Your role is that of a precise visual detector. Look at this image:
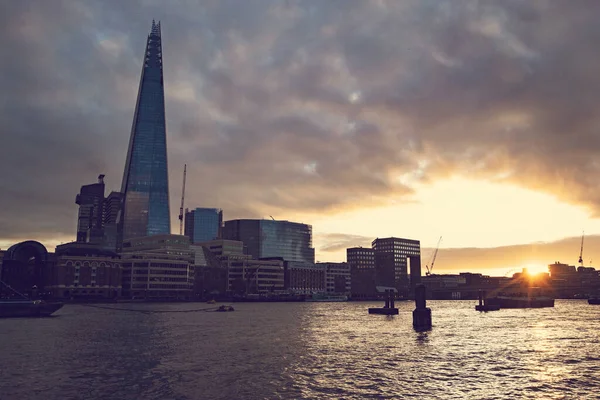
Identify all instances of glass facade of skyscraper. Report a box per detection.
[222,219,315,264]
[184,208,223,243]
[120,21,170,241]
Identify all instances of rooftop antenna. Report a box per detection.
[178,164,187,235]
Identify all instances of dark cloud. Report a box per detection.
[1,0,600,247]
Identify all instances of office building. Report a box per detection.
[120,234,194,300]
[74,176,124,251]
[318,262,351,294]
[120,20,171,241]
[75,175,106,243]
[221,255,285,294]
[103,191,123,225]
[549,262,576,278]
[372,237,421,289]
[347,247,376,299]
[223,219,315,264]
[192,239,244,258]
[282,261,326,295]
[184,208,223,243]
[191,245,227,300]
[102,191,123,250]
[346,247,375,269]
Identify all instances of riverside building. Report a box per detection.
[120,234,194,300]
[222,219,315,264]
[49,242,122,300]
[318,262,351,295]
[347,247,376,299]
[221,255,285,294]
[372,237,421,291]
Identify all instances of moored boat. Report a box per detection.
[485,296,554,308]
[0,299,64,318]
[305,293,348,302]
[485,287,554,309]
[589,297,600,305]
[0,279,63,318]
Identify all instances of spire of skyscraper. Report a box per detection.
[120,20,171,242]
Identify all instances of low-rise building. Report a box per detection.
[192,245,228,300]
[282,261,326,295]
[220,255,285,294]
[49,242,122,299]
[422,274,466,289]
[120,234,194,300]
[318,262,351,295]
[193,239,244,258]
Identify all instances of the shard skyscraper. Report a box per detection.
[120,20,171,241]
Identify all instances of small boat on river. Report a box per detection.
[485,287,554,309]
[306,293,348,302]
[0,280,64,318]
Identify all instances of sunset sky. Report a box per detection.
[2,0,600,276]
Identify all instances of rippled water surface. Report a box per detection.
[1,300,599,399]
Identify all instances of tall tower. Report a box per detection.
[75,174,106,243]
[120,20,171,241]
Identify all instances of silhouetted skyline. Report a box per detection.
[2,1,600,275]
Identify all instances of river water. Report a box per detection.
[0,300,599,399]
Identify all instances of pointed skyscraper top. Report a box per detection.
[151,20,161,37]
[120,20,170,242]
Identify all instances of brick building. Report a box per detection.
[49,242,122,299]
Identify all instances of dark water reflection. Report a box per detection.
[1,300,599,399]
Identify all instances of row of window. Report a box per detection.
[65,261,119,268]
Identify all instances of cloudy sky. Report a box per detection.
[2,0,600,275]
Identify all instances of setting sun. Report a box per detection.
[521,263,549,276]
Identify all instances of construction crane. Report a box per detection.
[425,236,442,276]
[178,164,187,235]
[578,231,584,267]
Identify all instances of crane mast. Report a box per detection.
[178,164,187,235]
[426,236,442,276]
[578,231,584,267]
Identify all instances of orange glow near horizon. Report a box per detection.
[521,263,550,277]
[3,177,600,279]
